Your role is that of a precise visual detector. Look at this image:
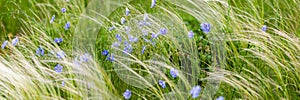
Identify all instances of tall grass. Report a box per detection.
[0,0,299,99]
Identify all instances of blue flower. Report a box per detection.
[64,22,71,30]
[170,68,178,78]
[188,31,194,38]
[1,40,8,49]
[262,25,267,31]
[56,51,66,59]
[107,54,114,62]
[123,41,133,54]
[200,23,211,33]
[141,46,146,54]
[143,14,149,21]
[36,46,45,56]
[12,37,19,46]
[151,33,159,39]
[62,81,65,87]
[121,17,126,25]
[102,50,109,56]
[112,42,120,47]
[54,64,63,73]
[62,7,66,13]
[189,85,201,98]
[125,8,130,16]
[108,26,115,31]
[159,28,167,35]
[142,29,149,36]
[158,80,166,88]
[129,36,138,43]
[216,96,225,100]
[80,53,90,62]
[123,89,132,99]
[50,15,55,23]
[125,26,130,34]
[151,0,156,8]
[116,34,122,42]
[54,38,63,43]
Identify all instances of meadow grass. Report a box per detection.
[0,0,299,99]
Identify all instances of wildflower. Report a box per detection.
[62,81,65,87]
[102,50,109,56]
[189,85,201,98]
[62,7,66,13]
[107,54,114,62]
[50,15,55,23]
[125,26,130,34]
[143,14,149,21]
[121,17,126,25]
[151,0,156,8]
[112,42,120,47]
[56,51,66,59]
[158,80,166,88]
[129,36,138,43]
[54,64,63,73]
[12,37,19,46]
[36,46,45,56]
[108,26,115,31]
[124,42,133,54]
[80,53,90,62]
[64,22,71,30]
[151,33,159,39]
[125,8,130,16]
[188,31,194,38]
[54,38,63,43]
[200,23,211,33]
[216,96,225,100]
[170,68,178,78]
[116,34,122,42]
[123,89,132,99]
[262,25,267,31]
[66,0,69,2]
[1,40,8,49]
[142,29,149,36]
[141,46,146,54]
[159,28,167,35]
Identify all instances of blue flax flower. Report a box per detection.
[123,41,133,54]
[107,54,114,62]
[216,96,225,100]
[102,50,109,56]
[108,26,115,31]
[1,40,8,49]
[129,36,138,43]
[54,38,63,43]
[262,25,267,31]
[50,15,55,23]
[144,14,149,21]
[200,23,211,33]
[116,34,122,42]
[112,42,120,47]
[36,46,45,56]
[54,64,63,73]
[188,31,194,38]
[141,46,146,54]
[56,51,66,59]
[159,28,167,35]
[64,22,71,30]
[190,85,201,98]
[12,37,19,46]
[158,80,166,88]
[123,89,132,99]
[125,8,130,16]
[170,68,178,78]
[151,0,156,8]
[62,7,66,13]
[121,17,126,25]
[80,53,90,62]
